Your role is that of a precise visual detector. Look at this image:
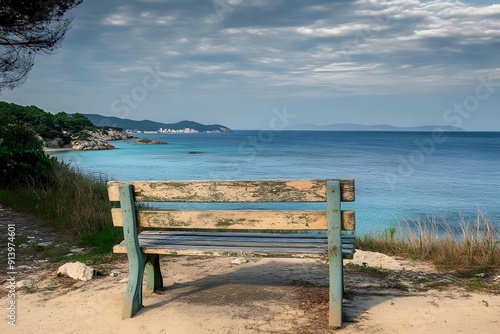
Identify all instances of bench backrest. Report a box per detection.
[108,179,355,232]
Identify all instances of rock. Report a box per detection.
[17,265,33,270]
[71,139,115,150]
[131,138,167,144]
[16,280,33,288]
[38,241,53,247]
[231,258,249,265]
[69,128,135,150]
[474,273,486,278]
[109,271,120,277]
[344,249,403,270]
[44,137,65,148]
[57,262,95,281]
[119,277,128,283]
[69,248,86,254]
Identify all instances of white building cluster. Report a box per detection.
[158,127,198,133]
[128,128,200,134]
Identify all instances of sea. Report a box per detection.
[50,131,499,235]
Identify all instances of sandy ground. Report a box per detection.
[1,253,499,334]
[43,147,74,153]
[1,205,499,333]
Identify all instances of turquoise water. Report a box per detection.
[51,131,499,234]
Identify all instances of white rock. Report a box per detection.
[17,265,33,270]
[119,277,128,283]
[38,241,53,247]
[231,258,249,265]
[344,249,403,271]
[16,280,33,288]
[57,262,95,281]
[69,248,86,253]
[109,271,120,277]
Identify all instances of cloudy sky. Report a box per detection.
[1,0,500,130]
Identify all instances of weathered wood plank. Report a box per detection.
[139,230,355,241]
[140,230,332,239]
[107,179,355,202]
[138,235,329,245]
[113,232,355,257]
[111,209,356,230]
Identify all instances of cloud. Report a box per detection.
[2,0,499,130]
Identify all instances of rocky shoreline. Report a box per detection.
[44,129,135,151]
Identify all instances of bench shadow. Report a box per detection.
[134,258,417,329]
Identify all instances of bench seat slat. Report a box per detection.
[140,230,338,239]
[113,232,355,258]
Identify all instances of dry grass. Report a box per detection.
[356,212,499,270]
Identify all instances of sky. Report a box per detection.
[1,0,500,130]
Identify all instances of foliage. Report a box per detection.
[0,122,54,187]
[0,100,122,254]
[0,0,83,90]
[0,101,101,142]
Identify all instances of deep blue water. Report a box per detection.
[51,131,499,234]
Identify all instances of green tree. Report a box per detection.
[0,122,54,187]
[0,0,83,90]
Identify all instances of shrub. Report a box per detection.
[0,122,54,187]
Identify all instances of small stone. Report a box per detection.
[38,241,53,247]
[57,262,95,281]
[474,273,486,278]
[18,265,33,270]
[231,258,249,265]
[16,280,33,288]
[109,271,120,277]
[119,277,128,283]
[69,248,86,254]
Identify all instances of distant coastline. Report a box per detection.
[83,114,232,133]
[288,123,465,132]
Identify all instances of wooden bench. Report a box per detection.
[108,179,356,327]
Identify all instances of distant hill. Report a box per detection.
[289,123,465,131]
[83,114,232,133]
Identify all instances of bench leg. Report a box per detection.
[123,252,147,319]
[119,184,149,319]
[145,254,163,294]
[327,180,343,328]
